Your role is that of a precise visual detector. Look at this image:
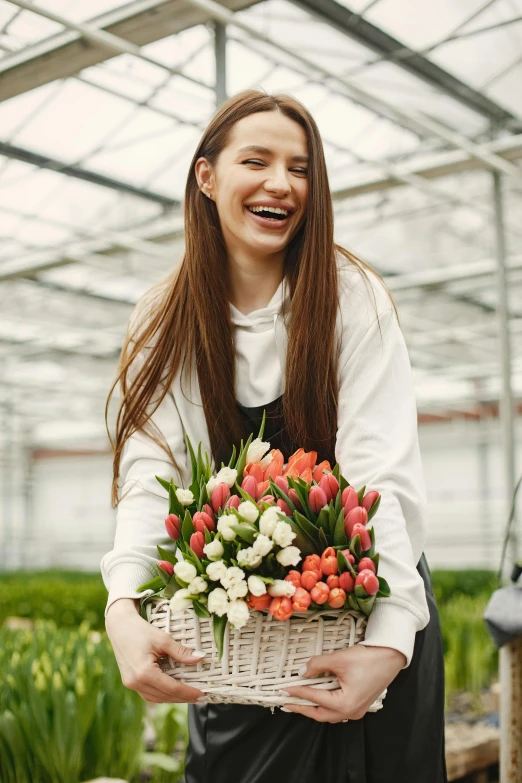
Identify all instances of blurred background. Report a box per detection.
[0,0,521,781]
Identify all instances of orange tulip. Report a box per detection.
[320,547,338,576]
[328,587,347,609]
[319,473,339,503]
[264,449,284,480]
[326,574,340,589]
[342,486,359,515]
[310,581,330,605]
[303,554,321,572]
[344,506,368,538]
[339,572,355,592]
[257,480,270,497]
[292,587,312,612]
[246,462,264,483]
[288,448,305,467]
[301,570,319,591]
[300,467,313,484]
[312,460,332,483]
[285,570,302,588]
[269,596,293,621]
[248,593,271,611]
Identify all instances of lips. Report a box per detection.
[245,207,292,229]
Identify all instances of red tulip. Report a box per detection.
[328,587,347,609]
[358,557,376,574]
[292,587,312,612]
[320,546,338,576]
[158,560,174,576]
[164,514,180,540]
[356,569,379,596]
[241,475,258,500]
[344,506,368,538]
[211,483,230,513]
[341,549,355,565]
[288,488,303,510]
[342,486,359,515]
[310,581,330,605]
[285,570,302,588]
[309,485,328,514]
[276,498,291,515]
[339,572,355,592]
[248,593,271,611]
[326,574,340,589]
[269,596,293,621]
[203,503,215,521]
[362,490,380,512]
[193,511,214,532]
[312,460,332,483]
[319,473,339,503]
[274,476,289,495]
[301,570,319,591]
[303,554,321,572]
[225,494,241,510]
[351,523,371,551]
[259,494,275,505]
[190,531,205,559]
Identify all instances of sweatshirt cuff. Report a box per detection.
[104,561,157,617]
[357,600,420,668]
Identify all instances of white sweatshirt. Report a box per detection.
[100,260,430,666]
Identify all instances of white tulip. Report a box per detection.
[272,521,296,548]
[227,600,250,629]
[206,560,228,581]
[275,546,302,567]
[259,507,280,537]
[203,538,224,561]
[220,566,246,590]
[215,466,238,488]
[247,575,267,597]
[174,560,197,583]
[236,547,263,569]
[188,576,208,594]
[268,580,296,598]
[259,453,273,469]
[217,516,237,541]
[237,500,259,523]
[246,438,270,465]
[169,589,192,612]
[175,488,194,506]
[206,476,219,496]
[252,534,273,557]
[208,587,229,616]
[227,580,248,600]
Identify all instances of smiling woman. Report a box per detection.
[102,90,447,783]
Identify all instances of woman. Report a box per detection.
[102,90,447,782]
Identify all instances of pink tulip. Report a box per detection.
[320,546,338,577]
[276,498,291,515]
[309,485,328,514]
[292,587,312,612]
[257,480,270,497]
[310,581,330,605]
[351,523,371,552]
[327,587,347,609]
[356,569,379,596]
[339,572,355,593]
[190,531,205,559]
[301,570,319,591]
[362,490,380,512]
[288,488,303,510]
[274,475,289,495]
[193,511,214,532]
[344,506,368,539]
[225,494,241,510]
[164,514,180,540]
[203,503,215,521]
[342,486,359,515]
[211,483,230,513]
[241,474,258,500]
[285,570,302,588]
[319,473,339,503]
[341,549,355,565]
[357,557,376,575]
[269,596,293,621]
[259,494,275,505]
[157,560,174,577]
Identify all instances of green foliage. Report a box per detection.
[0,570,107,630]
[431,569,498,607]
[0,621,145,783]
[144,704,189,783]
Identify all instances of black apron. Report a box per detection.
[185,398,447,783]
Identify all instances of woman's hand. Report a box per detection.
[105,598,206,704]
[281,645,406,723]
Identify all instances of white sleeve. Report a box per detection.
[335,270,430,666]
[100,386,188,616]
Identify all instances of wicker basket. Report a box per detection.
[146,597,386,710]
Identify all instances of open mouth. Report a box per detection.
[246,205,292,221]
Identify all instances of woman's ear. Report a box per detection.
[195,157,215,200]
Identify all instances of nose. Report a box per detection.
[263,164,291,197]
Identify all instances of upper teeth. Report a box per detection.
[249,206,289,216]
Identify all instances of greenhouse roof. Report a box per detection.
[0,0,521,446]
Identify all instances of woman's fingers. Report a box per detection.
[282,684,346,710]
[142,663,205,703]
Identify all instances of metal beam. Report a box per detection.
[293,0,517,127]
[0,141,179,206]
[0,0,260,103]
[214,21,228,106]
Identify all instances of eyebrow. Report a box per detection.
[236,145,309,163]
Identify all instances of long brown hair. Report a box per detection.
[107,90,372,507]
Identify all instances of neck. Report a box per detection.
[228,249,285,315]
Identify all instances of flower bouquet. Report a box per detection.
[138,414,390,709]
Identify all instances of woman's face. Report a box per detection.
[197,111,309,263]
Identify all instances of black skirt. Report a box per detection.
[184,400,447,783]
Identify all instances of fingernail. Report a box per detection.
[197,696,208,703]
[280,690,290,697]
[280,707,291,713]
[298,664,307,676]
[192,650,206,658]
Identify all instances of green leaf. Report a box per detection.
[137,575,164,592]
[156,475,171,493]
[196,442,204,486]
[316,507,330,534]
[169,482,183,516]
[368,525,376,557]
[356,594,376,616]
[230,524,256,544]
[158,566,173,586]
[204,526,212,545]
[377,576,391,597]
[293,510,320,545]
[213,613,228,662]
[228,444,237,468]
[367,494,381,522]
[185,434,198,483]
[162,577,182,599]
[355,584,368,599]
[371,552,380,571]
[357,485,366,505]
[334,488,342,516]
[333,510,348,547]
[347,594,360,612]
[193,599,211,619]
[156,545,177,565]
[318,527,329,552]
[235,433,254,485]
[328,502,337,535]
[258,409,267,440]
[268,477,297,512]
[191,550,205,575]
[287,476,314,521]
[286,517,317,556]
[332,463,340,481]
[181,509,194,542]
[339,475,349,492]
[141,751,182,773]
[350,533,362,559]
